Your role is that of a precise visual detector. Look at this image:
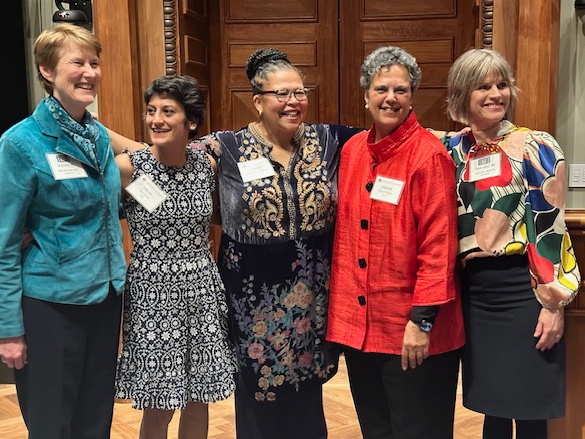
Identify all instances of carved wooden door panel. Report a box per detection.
[206,0,477,131]
[208,0,339,131]
[339,0,478,131]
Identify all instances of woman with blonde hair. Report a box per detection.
[440,48,580,439]
[0,24,126,439]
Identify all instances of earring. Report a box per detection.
[258,110,262,118]
[190,124,197,130]
[365,104,369,109]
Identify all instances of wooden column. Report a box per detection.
[515,0,560,133]
[493,0,560,134]
[549,210,585,438]
[93,0,142,262]
[92,0,142,140]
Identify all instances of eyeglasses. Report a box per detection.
[256,88,310,102]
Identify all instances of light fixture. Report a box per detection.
[52,1,93,30]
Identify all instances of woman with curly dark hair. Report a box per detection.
[113,75,237,439]
[109,50,359,438]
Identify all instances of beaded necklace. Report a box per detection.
[474,132,509,154]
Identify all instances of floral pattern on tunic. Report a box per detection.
[226,239,334,401]
[190,123,360,400]
[192,123,339,244]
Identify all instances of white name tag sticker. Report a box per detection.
[237,158,276,183]
[46,153,88,180]
[370,176,405,205]
[469,153,501,182]
[125,174,169,213]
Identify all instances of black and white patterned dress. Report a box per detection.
[115,147,237,410]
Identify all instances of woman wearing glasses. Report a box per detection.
[190,48,358,439]
[108,48,358,438]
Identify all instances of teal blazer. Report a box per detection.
[0,99,126,338]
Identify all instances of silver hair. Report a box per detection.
[360,46,422,92]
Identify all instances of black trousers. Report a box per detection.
[344,347,460,439]
[14,287,122,439]
[234,380,327,439]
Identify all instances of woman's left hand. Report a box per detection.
[534,307,564,351]
[401,321,430,371]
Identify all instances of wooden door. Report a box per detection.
[204,0,477,132]
[339,0,478,131]
[207,0,340,131]
[175,0,214,135]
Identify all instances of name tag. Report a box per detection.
[46,153,88,180]
[125,174,168,213]
[370,176,405,205]
[237,158,276,183]
[469,154,501,182]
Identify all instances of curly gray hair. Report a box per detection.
[360,46,422,92]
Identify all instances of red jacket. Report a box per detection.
[327,112,464,355]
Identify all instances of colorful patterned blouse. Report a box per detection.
[444,120,580,308]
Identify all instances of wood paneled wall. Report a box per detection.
[339,0,476,131]
[550,211,585,438]
[93,1,584,435]
[93,0,142,262]
[93,0,141,140]
[208,0,339,131]
[176,0,213,135]
[494,0,561,134]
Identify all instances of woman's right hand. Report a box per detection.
[22,229,34,250]
[0,336,27,369]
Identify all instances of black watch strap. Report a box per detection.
[412,319,433,332]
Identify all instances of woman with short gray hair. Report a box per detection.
[327,45,464,439]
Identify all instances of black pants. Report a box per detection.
[14,287,122,439]
[483,416,547,439]
[234,381,327,439]
[344,347,460,439]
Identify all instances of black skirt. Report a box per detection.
[461,255,565,420]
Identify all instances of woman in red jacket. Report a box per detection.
[326,46,464,439]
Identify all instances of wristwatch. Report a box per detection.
[412,319,433,333]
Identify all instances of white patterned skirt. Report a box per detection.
[115,254,237,410]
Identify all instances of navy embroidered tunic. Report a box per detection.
[191,122,357,401]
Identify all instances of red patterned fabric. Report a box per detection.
[327,112,465,355]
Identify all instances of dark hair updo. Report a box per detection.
[246,48,304,95]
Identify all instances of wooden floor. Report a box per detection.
[0,356,483,438]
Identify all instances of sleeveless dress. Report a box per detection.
[115,147,237,410]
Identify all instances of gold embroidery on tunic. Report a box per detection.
[239,123,335,239]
